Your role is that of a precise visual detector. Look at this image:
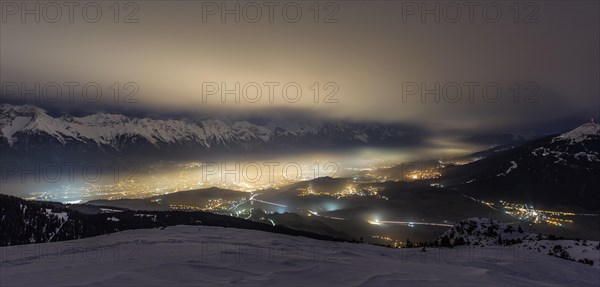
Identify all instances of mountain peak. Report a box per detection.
[0,103,46,116]
[552,121,600,144]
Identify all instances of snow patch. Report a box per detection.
[107,216,120,222]
[497,161,517,176]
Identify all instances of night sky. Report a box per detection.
[1,1,599,134]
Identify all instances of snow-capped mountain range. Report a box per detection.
[0,104,418,160]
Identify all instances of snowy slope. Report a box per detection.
[454,121,600,210]
[1,225,599,286]
[532,121,600,162]
[437,218,600,267]
[552,122,600,144]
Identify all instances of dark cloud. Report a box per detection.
[1,1,598,135]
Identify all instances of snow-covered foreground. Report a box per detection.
[1,226,598,286]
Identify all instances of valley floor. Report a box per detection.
[1,225,598,286]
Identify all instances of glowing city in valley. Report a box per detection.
[497,201,576,226]
[297,183,387,200]
[463,195,599,227]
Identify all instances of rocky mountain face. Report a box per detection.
[0,104,419,161]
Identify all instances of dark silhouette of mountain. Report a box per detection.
[0,194,343,247]
[449,121,600,211]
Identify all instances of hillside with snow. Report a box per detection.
[436,218,600,266]
[533,121,600,163]
[552,122,600,144]
[2,195,598,286]
[453,121,600,210]
[0,194,339,247]
[1,225,598,286]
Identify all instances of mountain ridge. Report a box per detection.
[453,121,600,211]
[0,103,420,160]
